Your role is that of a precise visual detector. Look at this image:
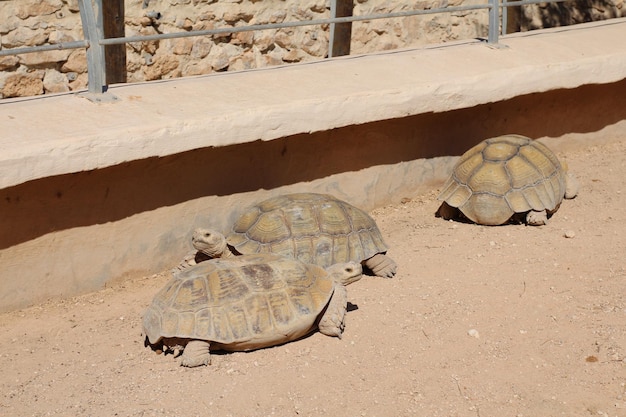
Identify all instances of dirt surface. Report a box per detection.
[1,136,625,417]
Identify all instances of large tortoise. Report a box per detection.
[144,253,362,367]
[437,134,579,226]
[178,193,397,278]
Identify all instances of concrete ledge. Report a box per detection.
[1,18,626,189]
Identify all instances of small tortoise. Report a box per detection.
[144,253,362,367]
[437,134,579,226]
[178,193,397,278]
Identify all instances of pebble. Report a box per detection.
[467,329,480,339]
[564,230,576,238]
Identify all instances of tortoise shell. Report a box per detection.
[226,193,389,269]
[143,253,339,351]
[437,135,570,225]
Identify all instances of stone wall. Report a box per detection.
[513,0,624,32]
[0,0,623,98]
[0,0,491,98]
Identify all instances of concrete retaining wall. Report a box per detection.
[0,19,625,312]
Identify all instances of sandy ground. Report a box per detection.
[1,136,625,417]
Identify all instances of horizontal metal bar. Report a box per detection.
[0,40,89,57]
[99,4,492,46]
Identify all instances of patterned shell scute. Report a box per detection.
[143,253,334,351]
[438,135,567,225]
[226,193,388,268]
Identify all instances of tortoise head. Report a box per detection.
[326,261,362,286]
[192,228,228,258]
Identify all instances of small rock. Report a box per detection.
[564,230,576,238]
[467,329,480,338]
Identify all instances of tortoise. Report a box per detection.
[144,253,362,367]
[177,193,397,278]
[436,134,579,226]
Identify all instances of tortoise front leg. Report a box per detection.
[180,340,211,367]
[172,250,200,273]
[318,285,348,338]
[364,253,397,278]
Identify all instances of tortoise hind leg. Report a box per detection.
[436,201,458,220]
[526,210,548,226]
[318,285,348,338]
[180,340,211,367]
[565,173,579,199]
[364,253,397,278]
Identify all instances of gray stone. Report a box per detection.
[43,68,70,93]
[191,38,213,59]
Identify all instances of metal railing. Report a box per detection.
[0,0,571,98]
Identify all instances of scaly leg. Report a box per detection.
[318,285,348,338]
[526,209,548,226]
[364,253,397,278]
[180,340,211,367]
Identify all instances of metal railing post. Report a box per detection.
[488,0,500,44]
[78,0,107,95]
